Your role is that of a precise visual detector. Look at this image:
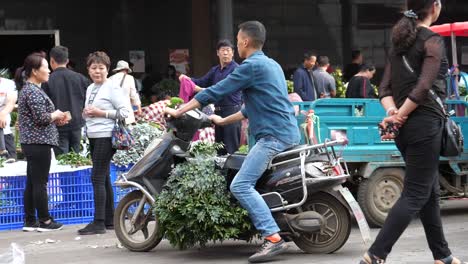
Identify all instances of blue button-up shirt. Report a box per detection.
[192,61,241,107]
[195,51,300,145]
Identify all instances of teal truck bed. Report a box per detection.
[293,99,468,227]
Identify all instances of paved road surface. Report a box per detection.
[1,200,467,264]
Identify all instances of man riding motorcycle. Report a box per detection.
[165,20,300,263]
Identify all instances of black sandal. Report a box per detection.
[359,252,385,264]
[437,255,461,264]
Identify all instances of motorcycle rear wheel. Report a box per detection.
[292,192,351,254]
[114,190,162,252]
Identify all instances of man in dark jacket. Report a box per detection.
[292,52,317,101]
[180,39,241,154]
[43,46,90,155]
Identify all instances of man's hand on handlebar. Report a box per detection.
[164,107,182,118]
[209,114,224,126]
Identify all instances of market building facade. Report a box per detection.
[1,0,467,81]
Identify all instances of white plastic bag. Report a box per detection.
[0,243,25,264]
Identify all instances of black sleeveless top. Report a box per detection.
[379,27,449,118]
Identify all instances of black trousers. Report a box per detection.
[54,129,82,155]
[5,133,17,159]
[89,137,115,223]
[22,144,52,223]
[369,112,452,260]
[215,105,241,155]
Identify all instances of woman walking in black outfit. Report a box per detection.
[360,1,462,263]
[16,53,68,232]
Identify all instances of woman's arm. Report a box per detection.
[27,88,62,125]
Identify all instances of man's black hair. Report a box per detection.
[317,56,330,67]
[216,39,234,50]
[351,50,361,60]
[303,51,317,61]
[238,21,266,49]
[359,63,375,72]
[50,46,69,64]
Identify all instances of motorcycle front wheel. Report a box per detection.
[114,190,163,252]
[293,192,351,254]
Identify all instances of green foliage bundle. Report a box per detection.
[286,80,294,94]
[154,145,254,250]
[56,152,92,167]
[188,142,223,157]
[0,68,12,79]
[236,145,249,154]
[112,122,163,167]
[167,97,184,109]
[10,111,18,127]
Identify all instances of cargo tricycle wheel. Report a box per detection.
[357,168,404,227]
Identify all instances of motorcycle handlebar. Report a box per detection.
[165,108,212,129]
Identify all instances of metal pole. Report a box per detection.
[217,0,233,41]
[451,31,458,66]
[451,31,459,95]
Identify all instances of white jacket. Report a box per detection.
[109,72,141,124]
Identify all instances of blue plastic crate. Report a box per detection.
[0,164,135,231]
[0,169,95,231]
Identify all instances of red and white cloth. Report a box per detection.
[135,100,215,143]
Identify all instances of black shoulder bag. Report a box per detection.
[427,90,463,157]
[402,55,463,157]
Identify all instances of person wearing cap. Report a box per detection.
[43,45,91,155]
[109,60,142,125]
[179,39,241,154]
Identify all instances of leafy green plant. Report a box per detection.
[10,111,18,127]
[167,97,184,109]
[331,68,346,98]
[56,152,92,167]
[286,80,294,94]
[0,157,5,168]
[154,156,254,250]
[0,68,12,79]
[372,84,379,97]
[189,142,223,157]
[112,122,163,167]
[236,145,249,154]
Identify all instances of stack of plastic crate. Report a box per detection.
[0,168,94,231]
[110,163,134,204]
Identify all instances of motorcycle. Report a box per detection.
[113,109,371,253]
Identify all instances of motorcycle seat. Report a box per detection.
[271,145,312,165]
[223,153,246,170]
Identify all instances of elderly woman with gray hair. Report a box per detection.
[79,51,129,235]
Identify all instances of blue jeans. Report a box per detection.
[230,136,297,237]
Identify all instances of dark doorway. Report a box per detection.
[0,32,57,76]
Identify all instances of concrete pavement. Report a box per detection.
[1,200,467,264]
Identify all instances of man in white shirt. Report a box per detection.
[109,60,142,124]
[0,77,18,162]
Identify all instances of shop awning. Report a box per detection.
[430,22,468,37]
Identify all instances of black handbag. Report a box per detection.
[428,90,464,157]
[402,55,463,157]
